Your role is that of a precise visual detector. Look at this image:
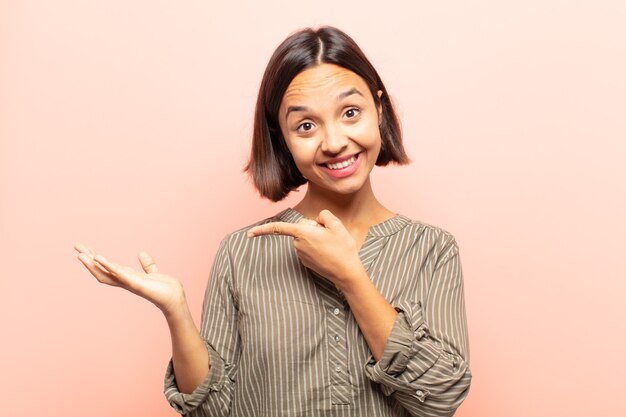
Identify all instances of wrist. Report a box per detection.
[162,295,192,325]
[335,262,369,294]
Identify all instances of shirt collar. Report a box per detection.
[276,208,411,237]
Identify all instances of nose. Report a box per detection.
[320,124,348,155]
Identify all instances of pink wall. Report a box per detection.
[1,1,625,415]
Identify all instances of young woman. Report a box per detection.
[75,26,472,416]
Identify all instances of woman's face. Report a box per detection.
[278,63,382,198]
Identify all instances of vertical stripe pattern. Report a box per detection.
[165,208,472,417]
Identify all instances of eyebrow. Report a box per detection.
[285,88,365,120]
[337,88,363,100]
[285,105,309,120]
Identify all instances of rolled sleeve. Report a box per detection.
[164,341,227,415]
[365,301,434,398]
[364,238,472,416]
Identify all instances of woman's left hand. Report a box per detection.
[247,209,364,288]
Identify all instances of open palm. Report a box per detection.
[75,243,185,314]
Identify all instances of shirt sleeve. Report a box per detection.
[164,237,239,416]
[364,236,472,417]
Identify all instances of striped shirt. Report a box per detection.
[164,208,471,416]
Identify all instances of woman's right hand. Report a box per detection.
[75,243,187,317]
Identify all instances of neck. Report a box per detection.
[293,178,394,231]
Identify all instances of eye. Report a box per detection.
[296,121,314,133]
[344,107,360,119]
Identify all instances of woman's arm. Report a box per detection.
[330,242,472,416]
[163,298,209,393]
[75,244,209,393]
[334,266,398,360]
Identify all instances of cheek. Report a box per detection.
[284,138,319,166]
[348,122,382,150]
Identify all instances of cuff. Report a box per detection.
[164,341,226,415]
[364,300,430,396]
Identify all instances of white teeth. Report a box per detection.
[326,156,356,170]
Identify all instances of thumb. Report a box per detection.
[297,218,321,227]
[138,251,159,274]
[316,209,342,229]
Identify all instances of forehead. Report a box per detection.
[280,64,371,107]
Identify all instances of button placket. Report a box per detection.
[325,302,351,405]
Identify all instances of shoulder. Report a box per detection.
[208,209,299,276]
[216,208,296,251]
[395,214,456,242]
[396,215,460,259]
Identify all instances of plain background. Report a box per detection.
[1,0,625,416]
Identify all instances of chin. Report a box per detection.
[322,179,369,196]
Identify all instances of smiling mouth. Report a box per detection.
[323,153,359,170]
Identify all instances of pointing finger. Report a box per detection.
[247,222,305,238]
[138,251,159,274]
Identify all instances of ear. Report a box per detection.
[377,90,383,123]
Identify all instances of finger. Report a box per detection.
[247,222,304,238]
[74,249,110,275]
[316,209,342,229]
[138,251,159,274]
[78,253,119,286]
[93,255,125,276]
[297,218,320,227]
[93,255,140,290]
[74,243,97,258]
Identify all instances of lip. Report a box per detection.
[318,152,362,179]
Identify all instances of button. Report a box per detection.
[333,308,340,315]
[335,366,342,373]
[415,389,427,402]
[334,335,340,342]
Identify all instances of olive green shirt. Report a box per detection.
[165,208,471,416]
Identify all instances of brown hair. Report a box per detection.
[245,26,409,201]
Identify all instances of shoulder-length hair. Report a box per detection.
[245,26,409,202]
